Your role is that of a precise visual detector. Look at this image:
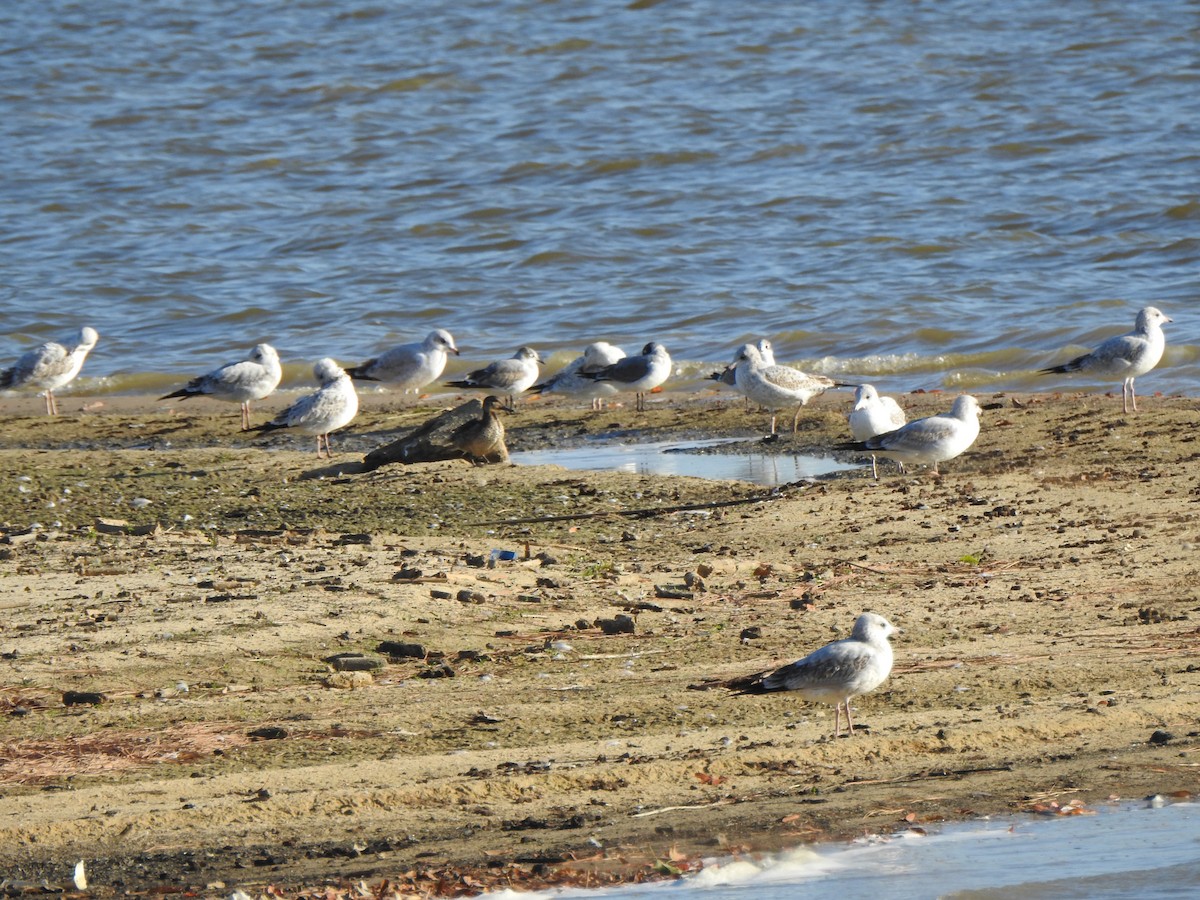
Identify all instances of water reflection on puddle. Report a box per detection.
[511,438,857,485]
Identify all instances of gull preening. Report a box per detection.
[346,328,459,393]
[450,395,508,465]
[253,358,358,457]
[1039,306,1172,413]
[847,393,980,476]
[531,341,627,410]
[447,346,543,408]
[734,613,895,738]
[0,326,99,415]
[582,341,672,412]
[159,343,282,431]
[847,384,907,479]
[733,343,843,434]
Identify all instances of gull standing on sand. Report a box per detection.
[345,329,459,393]
[450,395,509,465]
[1038,306,1172,414]
[845,394,980,476]
[711,338,775,397]
[847,384,907,479]
[734,613,895,738]
[531,341,626,410]
[159,343,282,431]
[253,358,358,457]
[582,341,672,412]
[733,343,843,434]
[0,326,99,415]
[446,346,542,408]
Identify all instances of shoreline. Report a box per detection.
[1,389,1197,896]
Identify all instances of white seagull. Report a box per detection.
[733,343,843,434]
[346,328,459,393]
[847,393,980,476]
[1,326,99,415]
[735,613,895,738]
[254,358,358,457]
[847,384,907,479]
[711,338,776,397]
[582,341,672,412]
[159,343,282,431]
[1039,306,1172,413]
[447,346,543,408]
[531,341,627,410]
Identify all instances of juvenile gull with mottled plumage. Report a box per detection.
[252,358,358,457]
[710,338,775,399]
[733,343,845,434]
[1,326,99,416]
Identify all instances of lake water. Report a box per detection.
[494,801,1200,900]
[2,0,1198,399]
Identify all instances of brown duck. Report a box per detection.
[450,395,508,465]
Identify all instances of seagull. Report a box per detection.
[1,326,99,415]
[733,613,895,738]
[845,394,980,476]
[159,343,282,431]
[446,346,542,408]
[710,338,776,400]
[345,329,458,393]
[450,395,508,465]
[252,358,358,457]
[733,343,846,434]
[1038,306,1172,413]
[847,384,907,479]
[531,341,626,410]
[581,341,671,412]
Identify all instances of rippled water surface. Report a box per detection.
[2,1,1198,396]
[499,802,1200,900]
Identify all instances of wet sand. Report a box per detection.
[0,387,1198,896]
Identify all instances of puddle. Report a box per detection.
[511,438,857,485]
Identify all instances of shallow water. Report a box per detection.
[2,1,1198,397]
[498,802,1200,899]
[510,438,857,485]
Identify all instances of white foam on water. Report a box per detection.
[488,803,1199,899]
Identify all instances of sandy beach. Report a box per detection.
[1,386,1197,896]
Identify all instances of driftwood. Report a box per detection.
[360,399,507,472]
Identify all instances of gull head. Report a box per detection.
[853,384,880,409]
[950,394,980,420]
[1137,307,1172,329]
[641,341,668,357]
[430,329,459,355]
[251,343,279,365]
[313,358,347,384]
[735,343,763,366]
[851,612,895,644]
